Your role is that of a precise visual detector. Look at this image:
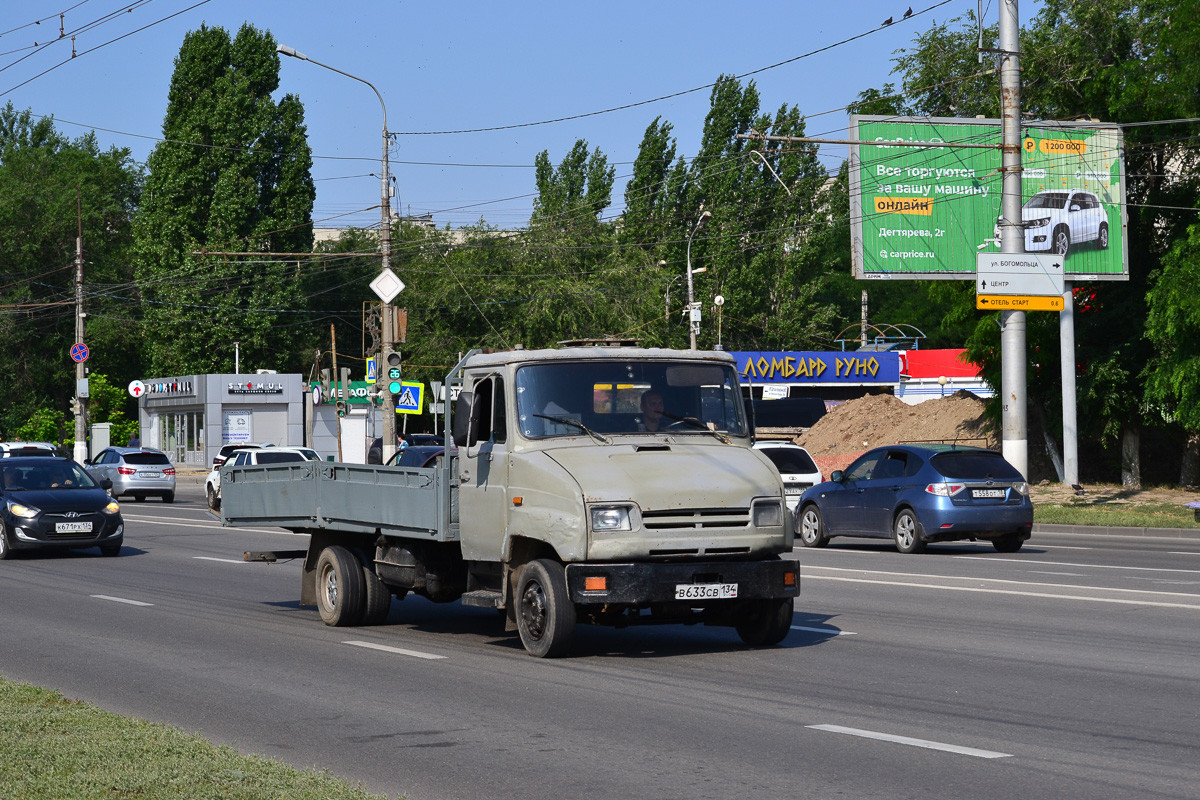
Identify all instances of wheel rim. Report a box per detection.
[520,579,548,641]
[1054,231,1069,254]
[1099,227,1108,247]
[322,565,339,609]
[896,514,916,548]
[801,510,819,543]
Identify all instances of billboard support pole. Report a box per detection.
[1061,283,1079,484]
[999,0,1028,479]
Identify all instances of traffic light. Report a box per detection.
[320,368,331,399]
[336,399,348,417]
[339,367,350,392]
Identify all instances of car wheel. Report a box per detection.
[893,509,926,554]
[1052,225,1071,257]
[207,486,220,511]
[0,529,12,560]
[1098,222,1109,250]
[133,495,146,503]
[993,533,1024,553]
[99,539,122,557]
[515,559,576,658]
[162,492,175,504]
[736,598,794,646]
[315,546,366,627]
[798,504,830,548]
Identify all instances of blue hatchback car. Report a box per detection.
[795,444,1033,554]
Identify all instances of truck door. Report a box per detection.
[459,374,510,562]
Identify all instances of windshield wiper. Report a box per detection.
[659,412,732,444]
[532,414,612,445]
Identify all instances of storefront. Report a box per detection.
[137,374,305,466]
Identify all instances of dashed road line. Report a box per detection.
[91,595,153,607]
[791,625,857,636]
[344,641,446,660]
[807,724,1011,759]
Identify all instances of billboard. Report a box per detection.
[849,116,1128,281]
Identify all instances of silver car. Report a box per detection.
[87,447,177,503]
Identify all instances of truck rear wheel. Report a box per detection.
[361,564,392,625]
[736,598,794,646]
[515,559,576,658]
[315,546,366,627]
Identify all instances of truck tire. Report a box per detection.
[361,564,392,625]
[736,598,793,646]
[515,559,576,658]
[315,546,366,627]
[207,485,220,511]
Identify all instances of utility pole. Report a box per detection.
[379,118,397,464]
[73,189,87,465]
[330,325,343,462]
[998,0,1028,479]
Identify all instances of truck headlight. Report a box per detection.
[590,506,633,532]
[752,501,782,528]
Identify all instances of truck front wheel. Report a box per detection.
[736,598,794,646]
[515,559,576,658]
[315,546,366,627]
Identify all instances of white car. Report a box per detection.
[996,189,1109,257]
[753,441,823,513]
[206,446,320,510]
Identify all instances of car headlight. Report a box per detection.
[7,501,39,518]
[590,506,633,532]
[1025,217,1051,228]
[102,500,121,515]
[752,501,783,528]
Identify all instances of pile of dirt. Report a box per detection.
[794,390,995,477]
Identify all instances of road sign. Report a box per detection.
[369,268,406,304]
[70,342,89,363]
[128,380,145,398]
[365,357,377,384]
[976,253,1065,296]
[394,381,424,415]
[976,294,1065,312]
[312,385,323,405]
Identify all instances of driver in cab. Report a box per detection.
[638,390,665,432]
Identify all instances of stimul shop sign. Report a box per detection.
[848,115,1128,282]
[227,381,284,394]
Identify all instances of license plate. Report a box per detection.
[972,488,1006,499]
[140,471,161,478]
[55,521,93,533]
[675,583,738,600]
[784,486,803,495]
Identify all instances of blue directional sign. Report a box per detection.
[394,381,424,415]
[365,357,377,384]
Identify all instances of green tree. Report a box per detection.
[0,104,141,438]
[134,23,315,378]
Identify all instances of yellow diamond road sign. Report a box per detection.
[976,294,1064,312]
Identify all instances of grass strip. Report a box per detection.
[0,677,398,800]
[1034,502,1200,529]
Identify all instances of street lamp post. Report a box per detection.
[685,210,711,350]
[278,45,398,463]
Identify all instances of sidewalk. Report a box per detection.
[1033,523,1200,540]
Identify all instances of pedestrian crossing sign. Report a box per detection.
[365,357,377,384]
[394,381,424,415]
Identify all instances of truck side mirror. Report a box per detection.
[452,391,477,448]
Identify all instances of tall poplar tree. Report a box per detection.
[134,23,315,376]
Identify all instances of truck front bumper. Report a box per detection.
[565,559,799,605]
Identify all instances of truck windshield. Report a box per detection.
[515,361,748,439]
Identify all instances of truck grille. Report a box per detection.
[641,508,750,530]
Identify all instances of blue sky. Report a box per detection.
[4,0,1035,230]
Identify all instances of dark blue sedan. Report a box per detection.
[1,457,124,558]
[795,444,1033,554]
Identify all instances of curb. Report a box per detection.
[1033,523,1200,540]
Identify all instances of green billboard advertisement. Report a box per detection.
[849,116,1128,281]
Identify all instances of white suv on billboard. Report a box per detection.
[1000,189,1109,257]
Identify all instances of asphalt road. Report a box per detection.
[2,485,1199,799]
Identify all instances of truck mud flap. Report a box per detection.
[564,560,799,605]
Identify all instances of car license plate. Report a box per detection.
[784,486,803,495]
[140,471,161,478]
[675,583,738,600]
[55,521,93,533]
[972,488,1006,499]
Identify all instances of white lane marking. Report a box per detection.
[807,725,1011,759]
[791,626,857,636]
[1033,544,1093,550]
[192,556,248,565]
[805,574,1200,611]
[1168,552,1200,556]
[956,556,1200,574]
[344,641,446,660]
[1028,571,1085,577]
[121,516,295,535]
[91,595,153,607]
